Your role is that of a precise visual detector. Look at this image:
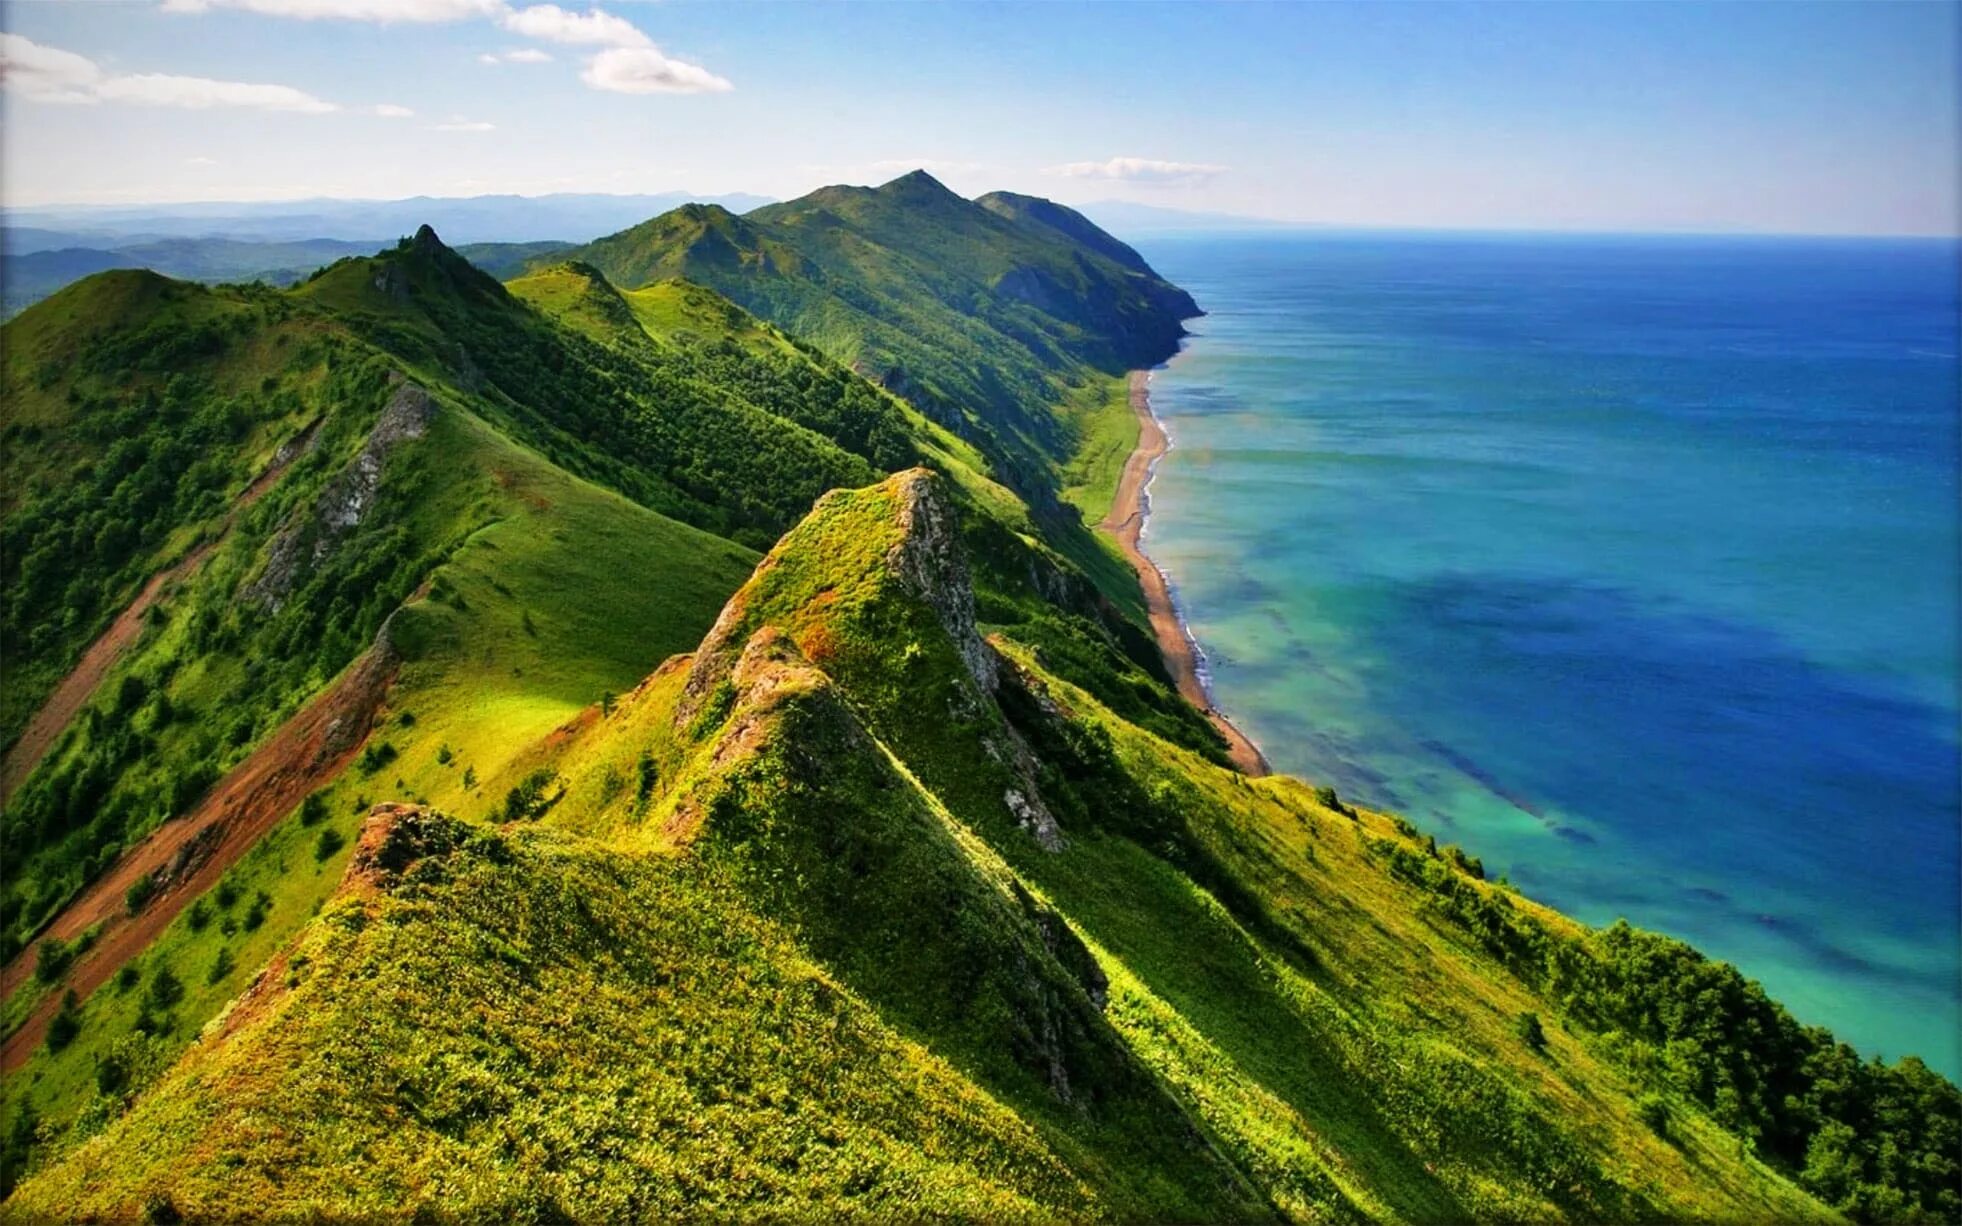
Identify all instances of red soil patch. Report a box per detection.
[0,644,396,1071]
[542,705,601,750]
[1,421,319,803]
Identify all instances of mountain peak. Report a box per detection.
[876,169,961,200]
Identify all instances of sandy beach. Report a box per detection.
[1103,371,1270,776]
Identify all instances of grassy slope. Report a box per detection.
[1058,375,1140,524]
[9,470,1848,1222]
[14,811,1091,1223]
[7,197,1952,1225]
[0,369,757,1163]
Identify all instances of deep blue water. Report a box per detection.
[1132,232,1961,1074]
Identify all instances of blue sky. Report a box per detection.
[2,0,1956,234]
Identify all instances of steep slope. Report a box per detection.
[14,469,1952,1222]
[11,806,1100,1222]
[554,171,1200,509]
[0,227,1011,1181]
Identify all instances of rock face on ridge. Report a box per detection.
[671,468,1067,850]
[244,378,434,610]
[886,469,999,695]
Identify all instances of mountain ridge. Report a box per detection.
[1,182,1955,1223]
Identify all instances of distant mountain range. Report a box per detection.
[3,191,778,248]
[0,191,1296,317]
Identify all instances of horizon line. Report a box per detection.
[2,186,1956,244]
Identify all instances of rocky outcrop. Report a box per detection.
[886,470,999,695]
[1004,785,1064,853]
[344,804,480,898]
[244,379,434,611]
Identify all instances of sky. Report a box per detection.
[1,0,1957,235]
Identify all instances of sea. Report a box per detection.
[1130,231,1961,1076]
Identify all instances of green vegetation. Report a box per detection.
[552,173,1195,530]
[3,181,1954,1223]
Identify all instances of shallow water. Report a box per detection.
[1133,231,1961,1074]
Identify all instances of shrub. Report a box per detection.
[1516,1011,1548,1053]
[635,752,658,811]
[314,827,346,862]
[33,937,71,984]
[124,871,157,915]
[1444,844,1486,880]
[45,991,82,1052]
[186,899,212,932]
[299,792,329,827]
[1637,1094,1672,1139]
[242,891,271,932]
[207,947,236,985]
[145,965,185,1011]
[95,1053,130,1097]
[114,965,140,993]
[501,769,560,823]
[1312,785,1348,816]
[357,741,398,776]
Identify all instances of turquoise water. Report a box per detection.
[1133,233,1961,1074]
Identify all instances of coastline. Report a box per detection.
[1104,370,1271,776]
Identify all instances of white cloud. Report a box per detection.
[97,73,338,112]
[479,47,554,65]
[0,32,106,103]
[372,103,414,117]
[502,4,648,48]
[161,0,507,21]
[2,34,339,112]
[185,155,220,166]
[1050,156,1227,184]
[430,119,496,131]
[582,45,731,94]
[154,0,730,102]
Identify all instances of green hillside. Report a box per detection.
[12,470,1953,1223]
[554,171,1198,510]
[1,180,1955,1223]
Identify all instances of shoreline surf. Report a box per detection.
[1105,369,1270,776]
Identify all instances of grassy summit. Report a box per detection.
[1,179,1955,1222]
